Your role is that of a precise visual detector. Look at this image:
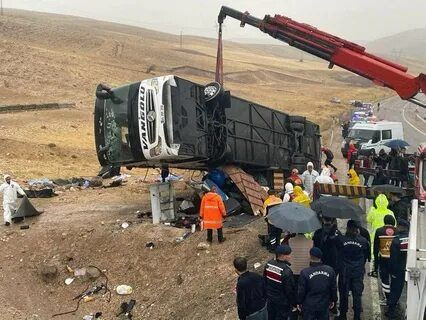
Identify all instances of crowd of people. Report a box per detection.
[227,147,410,320]
[344,142,411,187]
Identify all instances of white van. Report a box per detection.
[347,121,404,154]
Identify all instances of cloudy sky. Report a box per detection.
[5,0,426,42]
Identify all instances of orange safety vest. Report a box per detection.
[200,192,226,230]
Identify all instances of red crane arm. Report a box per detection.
[218,6,426,108]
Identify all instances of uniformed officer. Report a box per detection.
[336,220,370,320]
[264,244,296,320]
[297,247,337,320]
[386,219,409,319]
[373,214,396,303]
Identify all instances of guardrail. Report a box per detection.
[406,199,426,319]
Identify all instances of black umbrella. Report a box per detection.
[267,202,321,233]
[383,139,409,149]
[311,196,363,219]
[370,185,405,195]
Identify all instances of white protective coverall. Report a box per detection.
[315,167,335,184]
[282,182,294,203]
[0,175,26,224]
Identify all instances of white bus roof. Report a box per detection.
[352,121,402,129]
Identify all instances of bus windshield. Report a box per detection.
[103,85,134,163]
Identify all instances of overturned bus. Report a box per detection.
[94,75,321,186]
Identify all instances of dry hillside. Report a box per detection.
[0,9,387,178]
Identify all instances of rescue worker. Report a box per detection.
[347,169,361,205]
[373,215,396,303]
[263,189,282,216]
[293,186,311,208]
[0,174,26,226]
[263,190,283,252]
[336,220,370,320]
[388,192,411,221]
[321,146,337,172]
[234,257,267,320]
[347,168,361,186]
[347,143,358,169]
[199,185,226,243]
[315,167,334,185]
[264,244,295,320]
[301,162,319,197]
[386,219,409,319]
[297,247,337,320]
[367,194,395,247]
[282,183,295,203]
[289,168,302,186]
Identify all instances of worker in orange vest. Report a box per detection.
[200,185,227,243]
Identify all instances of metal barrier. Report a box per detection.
[406,200,426,319]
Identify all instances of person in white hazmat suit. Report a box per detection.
[315,167,335,184]
[0,175,26,226]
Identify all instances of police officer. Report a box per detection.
[386,219,409,319]
[297,247,337,320]
[264,244,296,320]
[336,220,370,320]
[373,215,396,303]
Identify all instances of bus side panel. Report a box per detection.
[225,96,291,170]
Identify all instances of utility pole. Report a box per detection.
[1,0,3,16]
[180,30,183,49]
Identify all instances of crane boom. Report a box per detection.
[218,6,426,108]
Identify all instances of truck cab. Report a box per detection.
[341,121,404,156]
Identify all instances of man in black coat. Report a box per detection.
[371,166,389,186]
[264,244,296,320]
[297,247,337,320]
[388,192,411,221]
[335,220,370,320]
[386,219,410,319]
[234,257,267,320]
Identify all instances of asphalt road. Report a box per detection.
[377,96,426,152]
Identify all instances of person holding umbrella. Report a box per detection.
[336,220,370,320]
[264,245,296,320]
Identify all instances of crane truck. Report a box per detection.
[95,6,426,188]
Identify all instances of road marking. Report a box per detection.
[416,113,426,123]
[402,103,426,136]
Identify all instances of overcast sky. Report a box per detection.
[6,0,426,42]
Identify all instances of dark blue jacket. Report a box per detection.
[390,231,409,275]
[337,234,370,278]
[298,262,337,312]
[264,259,295,306]
[236,271,266,320]
[313,227,342,272]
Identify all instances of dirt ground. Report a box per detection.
[0,9,393,320]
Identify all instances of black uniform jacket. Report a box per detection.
[298,262,337,312]
[264,258,296,306]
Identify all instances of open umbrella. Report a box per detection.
[370,185,405,195]
[267,202,321,233]
[384,139,409,149]
[311,196,363,219]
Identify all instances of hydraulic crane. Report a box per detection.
[217,6,426,108]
